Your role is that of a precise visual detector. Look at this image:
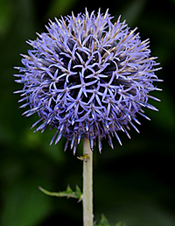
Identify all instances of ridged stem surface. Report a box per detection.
[83,138,93,226]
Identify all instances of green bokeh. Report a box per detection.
[0,0,174,225]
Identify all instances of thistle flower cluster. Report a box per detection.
[14,9,162,153]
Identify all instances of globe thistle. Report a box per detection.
[14,9,162,154]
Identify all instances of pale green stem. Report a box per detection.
[83,138,93,226]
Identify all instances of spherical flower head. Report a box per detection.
[14,9,162,154]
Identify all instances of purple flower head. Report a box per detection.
[14,9,162,154]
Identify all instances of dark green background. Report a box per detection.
[0,0,175,225]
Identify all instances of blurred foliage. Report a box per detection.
[94,214,126,226]
[0,0,175,225]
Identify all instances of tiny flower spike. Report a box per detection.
[14,9,162,154]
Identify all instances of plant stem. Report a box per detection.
[83,138,93,226]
